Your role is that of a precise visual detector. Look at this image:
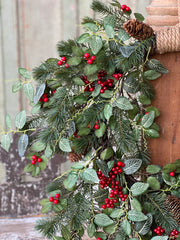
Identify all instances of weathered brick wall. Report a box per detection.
[0,135,66,217]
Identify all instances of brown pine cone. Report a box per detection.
[68,151,82,162]
[123,19,154,40]
[165,195,180,225]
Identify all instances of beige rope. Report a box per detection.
[155,0,180,54]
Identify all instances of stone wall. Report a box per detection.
[0,135,66,217]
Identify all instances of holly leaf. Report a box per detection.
[23,83,34,101]
[18,67,31,79]
[147,129,160,138]
[24,163,35,173]
[122,219,131,236]
[110,209,124,219]
[119,45,136,58]
[12,81,22,93]
[33,83,46,104]
[130,182,149,196]
[67,57,81,66]
[131,198,142,212]
[41,204,52,214]
[101,90,113,99]
[104,104,113,121]
[83,23,99,32]
[92,85,101,97]
[128,210,148,222]
[72,46,83,56]
[139,95,151,105]
[32,103,41,114]
[87,222,95,238]
[78,127,90,136]
[5,114,11,129]
[115,97,133,110]
[135,213,153,236]
[134,13,145,22]
[31,140,46,152]
[80,168,99,183]
[150,237,168,240]
[18,134,29,157]
[105,24,115,38]
[118,29,130,42]
[90,35,103,54]
[1,134,11,152]
[123,158,142,175]
[95,122,106,138]
[146,165,161,174]
[59,138,71,152]
[147,59,169,74]
[147,177,160,190]
[100,147,114,160]
[143,70,161,80]
[77,33,90,43]
[64,172,78,190]
[84,64,98,75]
[94,213,113,227]
[141,111,155,129]
[15,110,26,129]
[72,77,85,86]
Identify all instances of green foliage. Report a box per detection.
[3,0,178,239]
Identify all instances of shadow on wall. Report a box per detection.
[0,134,66,217]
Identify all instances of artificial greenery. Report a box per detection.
[0,0,180,239]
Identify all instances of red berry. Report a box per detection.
[100,185,104,189]
[87,59,93,64]
[140,117,143,122]
[89,87,94,92]
[121,162,125,167]
[55,193,60,199]
[31,160,36,165]
[114,199,118,203]
[65,63,69,68]
[106,203,110,208]
[97,238,101,240]
[145,112,149,115]
[125,6,131,12]
[105,198,109,204]
[91,55,96,60]
[102,204,106,209]
[115,181,119,185]
[103,86,107,90]
[52,90,56,94]
[121,197,125,201]
[85,80,89,84]
[108,83,113,87]
[43,93,48,98]
[101,83,105,87]
[118,73,123,78]
[94,124,99,129]
[100,89,104,94]
[37,158,42,163]
[58,60,63,66]
[61,56,66,61]
[109,193,114,198]
[49,197,54,202]
[54,199,59,204]
[98,80,102,84]
[32,155,37,160]
[44,97,49,102]
[170,171,175,177]
[84,53,90,59]
[121,4,126,10]
[118,169,122,173]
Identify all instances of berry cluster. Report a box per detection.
[97,161,127,209]
[39,90,56,103]
[153,226,165,236]
[169,169,176,177]
[49,193,60,205]
[73,131,80,139]
[112,72,123,81]
[31,155,42,165]
[97,70,114,94]
[58,56,69,68]
[80,75,95,92]
[84,53,96,65]
[169,229,179,239]
[121,5,131,12]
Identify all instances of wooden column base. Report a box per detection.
[148,52,180,166]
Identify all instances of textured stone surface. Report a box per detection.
[0,135,66,217]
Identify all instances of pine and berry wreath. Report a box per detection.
[1,1,179,239]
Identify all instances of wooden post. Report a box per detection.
[146,0,180,166]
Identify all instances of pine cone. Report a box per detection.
[165,195,180,225]
[68,152,82,162]
[123,19,154,40]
